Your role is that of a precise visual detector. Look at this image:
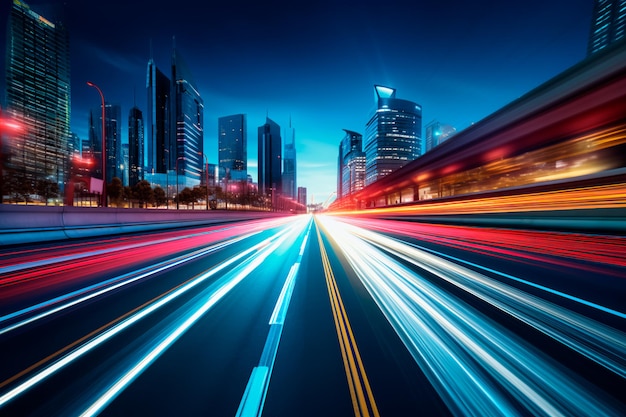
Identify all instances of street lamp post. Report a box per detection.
[198,152,209,210]
[175,156,185,210]
[87,81,106,207]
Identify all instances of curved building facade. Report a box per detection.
[364,85,422,186]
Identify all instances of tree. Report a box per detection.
[123,186,133,207]
[107,177,124,207]
[133,180,154,208]
[35,178,59,205]
[178,187,196,209]
[154,186,166,208]
[5,173,32,204]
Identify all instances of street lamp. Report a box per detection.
[198,151,209,210]
[86,81,106,207]
[175,156,185,209]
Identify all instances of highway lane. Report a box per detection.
[0,214,625,416]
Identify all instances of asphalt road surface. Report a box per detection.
[1,214,624,416]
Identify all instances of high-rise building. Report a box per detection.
[128,106,144,186]
[364,85,422,186]
[171,45,204,188]
[218,114,247,183]
[120,143,129,186]
[146,43,204,191]
[588,0,626,55]
[297,186,307,207]
[3,0,70,195]
[424,120,457,153]
[337,129,366,198]
[258,117,282,197]
[146,57,171,176]
[90,103,122,183]
[282,119,297,199]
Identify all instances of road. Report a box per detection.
[0,214,625,416]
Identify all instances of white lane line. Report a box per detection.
[237,217,312,417]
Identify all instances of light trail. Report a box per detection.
[0,233,252,336]
[237,216,312,417]
[77,216,311,417]
[317,215,625,416]
[0,219,306,412]
[317,222,380,417]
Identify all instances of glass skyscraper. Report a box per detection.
[258,117,282,197]
[146,42,203,191]
[171,46,204,187]
[218,114,247,182]
[588,0,626,55]
[128,106,144,187]
[364,85,422,186]
[146,58,170,175]
[337,129,365,198]
[282,119,297,199]
[89,103,122,185]
[3,0,70,197]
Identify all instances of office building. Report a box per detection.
[3,0,70,195]
[171,45,204,188]
[282,119,297,199]
[218,114,247,183]
[364,85,422,186]
[337,129,366,198]
[297,186,307,207]
[128,106,144,186]
[89,103,122,183]
[258,117,282,197]
[146,57,170,176]
[424,120,456,153]
[146,43,204,191]
[588,0,626,55]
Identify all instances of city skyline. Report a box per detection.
[0,0,594,204]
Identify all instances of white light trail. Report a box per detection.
[317,215,625,416]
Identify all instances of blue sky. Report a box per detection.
[2,0,594,204]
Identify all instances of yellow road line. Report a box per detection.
[317,224,380,417]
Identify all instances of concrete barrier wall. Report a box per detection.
[0,205,287,246]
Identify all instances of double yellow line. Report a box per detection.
[316,225,380,417]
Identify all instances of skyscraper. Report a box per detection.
[588,0,626,55]
[424,120,457,153]
[258,117,282,197]
[364,85,422,186]
[146,58,170,175]
[128,106,144,187]
[3,0,70,196]
[297,186,307,207]
[89,103,122,184]
[218,114,247,182]
[337,129,366,198]
[282,119,297,199]
[171,45,204,188]
[146,42,204,192]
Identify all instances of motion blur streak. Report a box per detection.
[0,219,305,410]
[341,218,626,270]
[317,215,623,416]
[237,216,312,417]
[0,234,250,336]
[335,183,626,216]
[79,217,311,417]
[335,220,626,377]
[317,224,380,417]
[0,218,296,299]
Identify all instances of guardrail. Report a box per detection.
[0,205,289,246]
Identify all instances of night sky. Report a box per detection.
[1,0,594,204]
